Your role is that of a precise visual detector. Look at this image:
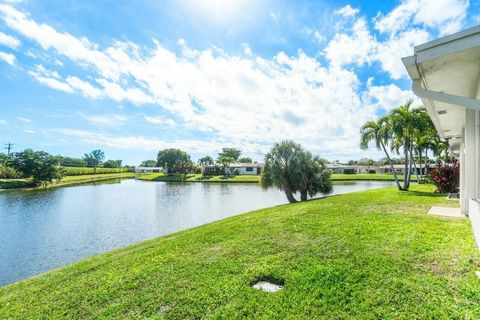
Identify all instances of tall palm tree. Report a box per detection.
[360,117,402,190]
[388,100,425,191]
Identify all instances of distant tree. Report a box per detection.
[238,157,253,163]
[57,156,86,167]
[10,149,64,186]
[140,160,157,167]
[216,155,235,175]
[218,148,241,161]
[171,160,194,175]
[103,160,122,168]
[198,156,214,166]
[83,150,105,173]
[0,153,11,165]
[157,148,192,173]
[261,140,332,203]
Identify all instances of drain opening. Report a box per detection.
[251,277,284,293]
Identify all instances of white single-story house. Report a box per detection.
[326,164,357,174]
[402,25,480,247]
[326,164,377,174]
[377,164,431,175]
[203,163,263,175]
[134,166,165,173]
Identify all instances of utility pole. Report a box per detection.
[4,142,13,155]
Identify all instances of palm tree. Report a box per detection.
[198,156,214,166]
[297,153,332,201]
[216,155,235,175]
[388,100,425,191]
[360,117,402,190]
[261,141,332,203]
[261,141,303,203]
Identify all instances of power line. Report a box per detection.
[4,142,13,155]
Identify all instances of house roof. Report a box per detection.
[402,25,480,151]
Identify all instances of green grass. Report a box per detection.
[2,185,479,319]
[331,173,418,181]
[0,172,136,190]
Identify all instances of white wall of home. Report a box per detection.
[225,166,258,175]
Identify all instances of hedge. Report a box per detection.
[61,167,132,176]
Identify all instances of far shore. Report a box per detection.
[0,172,418,191]
[138,173,418,183]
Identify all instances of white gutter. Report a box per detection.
[412,80,480,111]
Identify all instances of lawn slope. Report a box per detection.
[1,185,479,319]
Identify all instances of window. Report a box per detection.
[246,167,253,172]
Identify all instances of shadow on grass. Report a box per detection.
[400,190,447,198]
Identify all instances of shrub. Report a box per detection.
[343,169,356,174]
[431,158,459,193]
[0,164,23,179]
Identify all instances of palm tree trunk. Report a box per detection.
[405,146,413,190]
[403,146,409,190]
[418,148,423,183]
[380,141,402,190]
[285,189,298,203]
[410,148,421,185]
[300,190,308,201]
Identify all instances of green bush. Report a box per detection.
[0,164,23,179]
[343,169,356,174]
[62,167,132,176]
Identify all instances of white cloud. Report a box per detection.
[324,18,377,67]
[0,3,461,160]
[144,115,176,127]
[364,84,420,112]
[65,76,103,99]
[0,50,15,65]
[374,0,469,36]
[78,114,128,128]
[17,117,31,123]
[0,31,20,48]
[334,5,359,18]
[0,119,7,125]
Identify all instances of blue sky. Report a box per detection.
[0,0,478,165]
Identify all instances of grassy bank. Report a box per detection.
[0,172,136,190]
[2,185,479,318]
[138,173,417,183]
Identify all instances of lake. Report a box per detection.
[0,178,394,286]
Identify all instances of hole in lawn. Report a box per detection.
[251,276,284,293]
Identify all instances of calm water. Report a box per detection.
[0,179,394,286]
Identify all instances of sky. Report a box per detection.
[0,0,479,165]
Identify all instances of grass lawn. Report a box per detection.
[331,173,418,181]
[0,172,136,190]
[1,185,479,319]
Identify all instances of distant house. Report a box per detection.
[203,163,263,175]
[377,164,431,175]
[134,167,165,173]
[325,164,358,174]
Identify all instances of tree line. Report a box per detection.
[0,149,126,186]
[140,147,255,174]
